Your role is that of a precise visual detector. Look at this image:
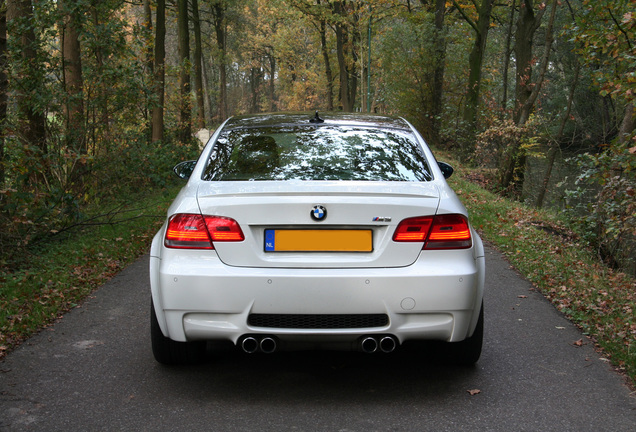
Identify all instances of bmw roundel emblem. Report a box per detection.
[311,205,327,221]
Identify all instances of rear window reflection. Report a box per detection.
[202,126,432,182]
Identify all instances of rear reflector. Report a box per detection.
[165,214,244,249]
[393,214,472,249]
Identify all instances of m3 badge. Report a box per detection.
[372,217,392,222]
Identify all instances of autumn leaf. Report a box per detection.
[467,389,481,396]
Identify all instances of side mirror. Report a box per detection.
[437,161,454,179]
[173,160,197,180]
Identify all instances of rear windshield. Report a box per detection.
[202,125,432,182]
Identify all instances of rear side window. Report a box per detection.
[202,126,432,182]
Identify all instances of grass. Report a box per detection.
[448,166,636,387]
[1,168,634,388]
[0,183,182,357]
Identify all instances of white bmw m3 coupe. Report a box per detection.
[149,112,485,365]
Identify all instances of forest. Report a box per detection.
[0,0,634,275]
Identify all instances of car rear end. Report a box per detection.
[149,113,485,364]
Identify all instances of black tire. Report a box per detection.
[151,300,206,365]
[444,302,484,366]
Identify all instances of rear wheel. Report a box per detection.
[444,302,483,365]
[151,300,206,365]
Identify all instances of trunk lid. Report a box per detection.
[196,181,440,268]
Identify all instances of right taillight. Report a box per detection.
[425,214,472,249]
[165,214,244,249]
[393,214,472,249]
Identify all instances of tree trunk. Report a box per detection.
[143,0,153,75]
[177,0,191,143]
[0,2,6,186]
[59,0,86,189]
[7,0,48,183]
[212,1,227,120]
[333,1,358,112]
[319,18,333,111]
[536,63,580,208]
[59,0,84,146]
[430,0,446,146]
[151,0,165,143]
[335,19,350,111]
[249,64,262,113]
[457,0,494,127]
[516,0,557,125]
[90,4,111,147]
[618,102,634,145]
[192,0,206,129]
[268,54,276,112]
[142,0,153,140]
[348,20,359,111]
[501,0,516,112]
[513,0,546,124]
[502,0,557,193]
[202,53,213,123]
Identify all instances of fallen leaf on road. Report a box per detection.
[467,389,481,396]
[572,339,584,347]
[518,295,528,299]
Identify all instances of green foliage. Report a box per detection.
[563,141,636,274]
[0,129,199,268]
[0,0,200,269]
[475,114,544,194]
[376,11,436,133]
[571,0,635,103]
[0,184,181,358]
[443,161,636,387]
[91,129,200,197]
[261,2,324,111]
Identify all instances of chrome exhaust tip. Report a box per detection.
[260,336,277,354]
[361,337,378,353]
[379,336,397,353]
[241,336,259,354]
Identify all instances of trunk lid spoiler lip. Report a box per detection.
[195,180,441,200]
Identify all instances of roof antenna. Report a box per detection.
[309,111,324,123]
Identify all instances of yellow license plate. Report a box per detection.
[264,229,372,252]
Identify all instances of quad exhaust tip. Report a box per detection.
[361,335,398,354]
[379,336,397,353]
[241,336,259,354]
[240,335,277,354]
[240,334,397,354]
[260,337,277,354]
[361,337,378,353]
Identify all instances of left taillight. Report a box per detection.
[164,214,244,249]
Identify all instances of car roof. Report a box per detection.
[222,111,413,132]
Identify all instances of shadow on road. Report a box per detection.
[152,343,482,404]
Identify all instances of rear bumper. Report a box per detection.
[150,243,485,347]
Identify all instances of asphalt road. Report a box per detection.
[1,245,635,431]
